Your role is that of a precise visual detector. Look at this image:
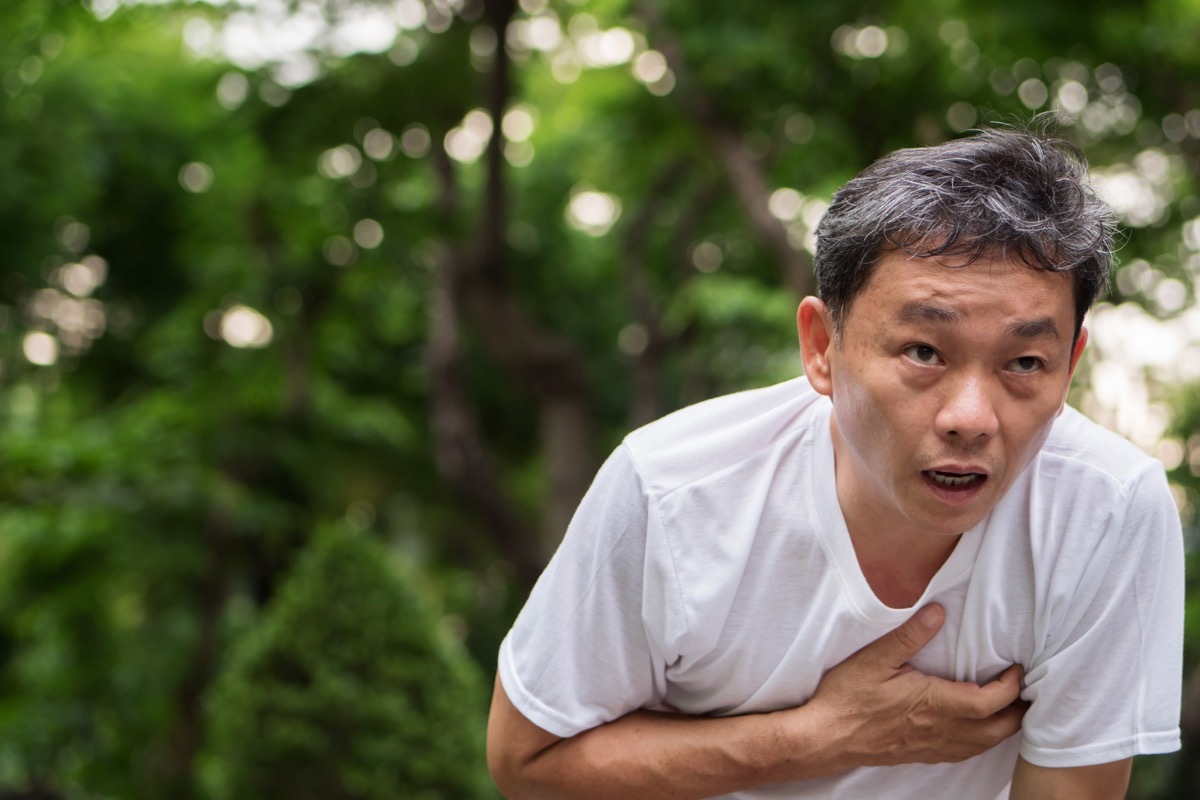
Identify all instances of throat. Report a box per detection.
[854,534,961,609]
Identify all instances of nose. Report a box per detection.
[935,373,999,442]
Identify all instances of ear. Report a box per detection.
[1059,325,1089,414]
[798,297,836,397]
[1068,325,1088,378]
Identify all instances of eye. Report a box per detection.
[903,344,942,366]
[1005,356,1043,374]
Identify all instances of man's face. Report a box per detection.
[798,250,1087,541]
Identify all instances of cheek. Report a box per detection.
[832,373,877,435]
[834,374,908,461]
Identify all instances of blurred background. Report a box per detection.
[0,0,1196,797]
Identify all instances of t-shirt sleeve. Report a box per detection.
[497,444,686,739]
[1018,461,1184,767]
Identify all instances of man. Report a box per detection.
[486,128,1184,799]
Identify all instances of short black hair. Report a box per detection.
[813,126,1116,341]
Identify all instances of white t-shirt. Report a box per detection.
[498,377,1183,799]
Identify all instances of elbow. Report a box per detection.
[486,702,549,800]
[486,737,523,799]
[487,673,566,799]
[487,737,557,800]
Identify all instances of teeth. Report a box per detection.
[929,471,981,487]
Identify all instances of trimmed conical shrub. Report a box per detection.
[205,529,496,800]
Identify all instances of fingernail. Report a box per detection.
[918,606,940,629]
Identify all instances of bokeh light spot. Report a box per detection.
[389,36,420,66]
[470,25,497,58]
[855,26,888,59]
[646,69,675,96]
[324,235,355,266]
[504,140,535,167]
[566,189,621,236]
[1017,78,1048,110]
[400,124,431,158]
[353,219,384,249]
[1057,80,1088,115]
[526,14,563,51]
[394,0,427,30]
[216,71,249,109]
[220,305,273,348]
[445,110,494,164]
[318,145,363,179]
[618,323,649,357]
[179,162,214,193]
[633,51,668,84]
[23,331,58,366]
[691,241,723,273]
[785,112,815,144]
[60,256,107,297]
[363,128,396,160]
[1155,278,1187,313]
[1157,438,1184,470]
[946,101,977,133]
[56,218,90,253]
[502,107,536,142]
[768,188,804,221]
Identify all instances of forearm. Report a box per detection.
[508,706,846,800]
[1008,756,1132,800]
[488,674,849,800]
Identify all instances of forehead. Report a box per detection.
[847,250,1075,332]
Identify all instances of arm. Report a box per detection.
[1009,756,1132,800]
[487,673,834,800]
[488,604,1027,800]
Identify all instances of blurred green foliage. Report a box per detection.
[0,0,1194,797]
[204,528,493,800]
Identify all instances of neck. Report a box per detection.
[830,416,962,609]
[850,530,959,608]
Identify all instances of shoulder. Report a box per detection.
[1014,406,1179,574]
[1002,406,1175,567]
[1039,405,1166,491]
[622,377,829,498]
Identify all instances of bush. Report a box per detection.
[204,529,496,800]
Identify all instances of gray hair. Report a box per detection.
[813,126,1116,340]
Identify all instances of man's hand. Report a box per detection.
[802,603,1027,770]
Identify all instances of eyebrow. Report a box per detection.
[1007,317,1060,341]
[896,302,960,324]
[895,302,1061,340]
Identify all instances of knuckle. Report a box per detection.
[891,625,920,653]
[983,717,1021,745]
[968,697,993,719]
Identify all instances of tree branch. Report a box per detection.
[426,112,543,585]
[449,0,597,553]
[619,159,698,427]
[635,1,814,296]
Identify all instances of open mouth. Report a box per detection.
[923,470,987,489]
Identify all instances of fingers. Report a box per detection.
[924,694,1026,764]
[978,664,1025,713]
[861,604,944,669]
[957,701,1026,752]
[929,665,1026,719]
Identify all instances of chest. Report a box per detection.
[660,545,1038,717]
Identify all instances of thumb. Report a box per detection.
[865,604,944,669]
